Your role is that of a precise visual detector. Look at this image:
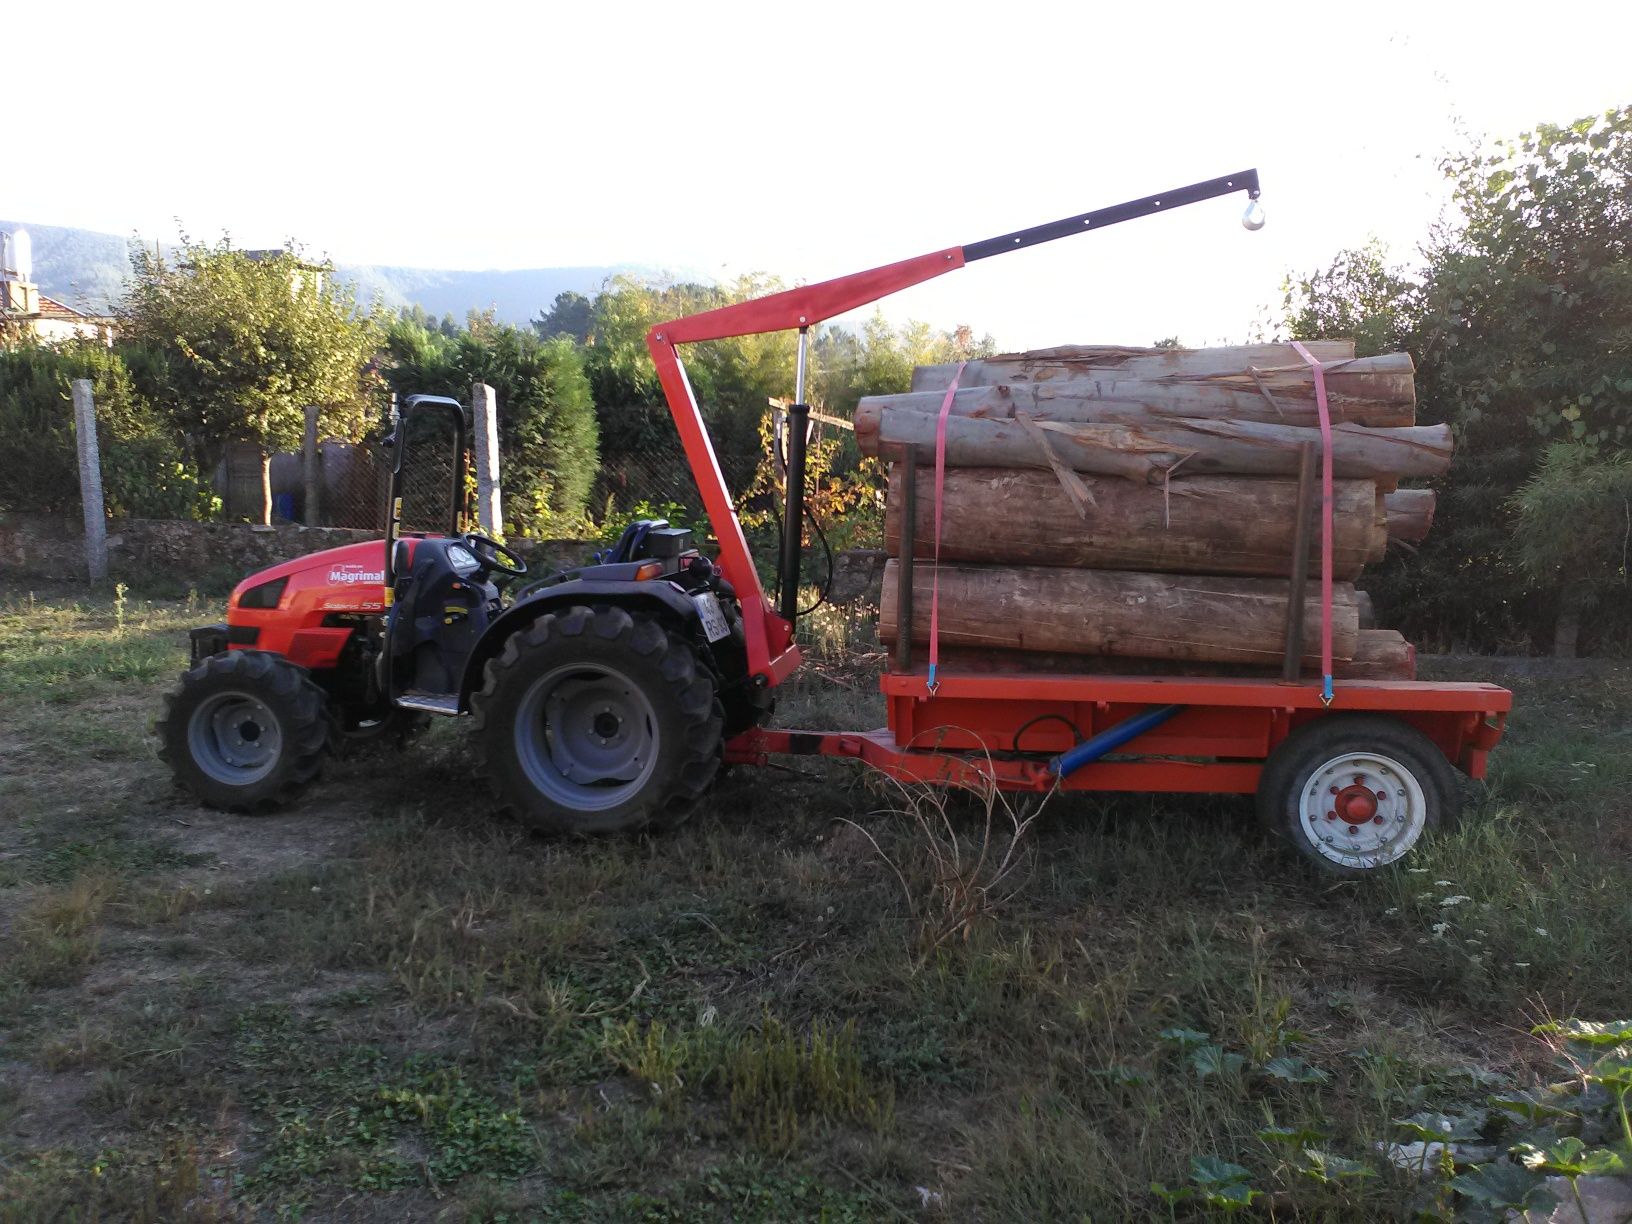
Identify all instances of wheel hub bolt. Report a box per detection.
[1348,825,1360,835]
[1326,810,1337,821]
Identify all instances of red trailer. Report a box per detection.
[644,170,1511,875]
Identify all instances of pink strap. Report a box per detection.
[1289,342,1335,704]
[926,362,967,693]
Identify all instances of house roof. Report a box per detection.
[38,295,112,323]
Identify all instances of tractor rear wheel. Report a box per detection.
[156,650,329,812]
[472,606,722,834]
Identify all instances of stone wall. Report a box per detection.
[0,513,887,607]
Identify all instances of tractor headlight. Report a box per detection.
[447,544,481,576]
[237,577,288,609]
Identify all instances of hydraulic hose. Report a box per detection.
[1049,704,1184,779]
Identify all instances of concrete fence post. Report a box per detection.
[472,381,502,535]
[71,378,109,582]
[303,404,322,526]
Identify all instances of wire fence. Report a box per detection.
[300,428,756,538]
[146,401,851,556]
[301,420,462,534]
[317,441,388,529]
[588,446,763,526]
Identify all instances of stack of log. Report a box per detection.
[859,342,1443,679]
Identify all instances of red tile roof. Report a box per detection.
[38,294,92,320]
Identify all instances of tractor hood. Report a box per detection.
[230,539,401,617]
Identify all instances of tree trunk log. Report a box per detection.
[884,355,1414,429]
[1338,629,1415,680]
[912,341,1358,390]
[927,626,1410,680]
[1383,488,1436,543]
[879,561,1359,666]
[884,467,1386,580]
[856,407,1452,485]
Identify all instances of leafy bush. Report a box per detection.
[1512,445,1632,587]
[383,316,600,535]
[1275,106,1632,653]
[120,237,383,496]
[0,341,216,520]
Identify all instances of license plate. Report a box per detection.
[693,591,731,643]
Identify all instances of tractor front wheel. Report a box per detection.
[156,650,329,812]
[472,606,722,834]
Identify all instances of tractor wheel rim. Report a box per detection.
[1299,749,1427,870]
[187,692,283,785]
[514,663,658,812]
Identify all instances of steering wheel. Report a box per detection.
[463,533,528,578]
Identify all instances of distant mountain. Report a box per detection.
[332,261,659,324]
[0,220,674,324]
[0,221,135,313]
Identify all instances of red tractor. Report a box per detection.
[159,172,1512,874]
[159,395,747,832]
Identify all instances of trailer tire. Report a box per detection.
[156,650,329,812]
[472,606,723,835]
[1257,715,1461,877]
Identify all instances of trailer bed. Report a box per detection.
[726,670,1511,794]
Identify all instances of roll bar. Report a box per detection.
[382,393,469,598]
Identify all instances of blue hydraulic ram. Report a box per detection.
[1049,704,1185,780]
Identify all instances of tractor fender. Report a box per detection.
[457,580,707,709]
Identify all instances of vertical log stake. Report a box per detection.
[1281,442,1318,682]
[895,444,919,672]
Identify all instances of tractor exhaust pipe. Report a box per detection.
[779,328,811,625]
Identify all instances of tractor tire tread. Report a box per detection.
[471,604,721,835]
[155,649,329,813]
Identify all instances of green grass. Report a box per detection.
[2,580,1629,1218]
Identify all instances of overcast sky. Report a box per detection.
[10,1,1629,348]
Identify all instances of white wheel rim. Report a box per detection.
[1298,749,1427,870]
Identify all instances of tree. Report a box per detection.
[1273,106,1632,652]
[383,317,600,534]
[812,311,996,415]
[1511,445,1632,656]
[571,279,996,533]
[1276,241,1420,358]
[121,238,382,524]
[0,340,215,520]
[399,304,464,339]
[534,291,594,344]
[1415,108,1632,651]
[579,275,797,510]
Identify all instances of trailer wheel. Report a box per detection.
[472,606,723,834]
[1257,715,1461,876]
[156,650,329,812]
